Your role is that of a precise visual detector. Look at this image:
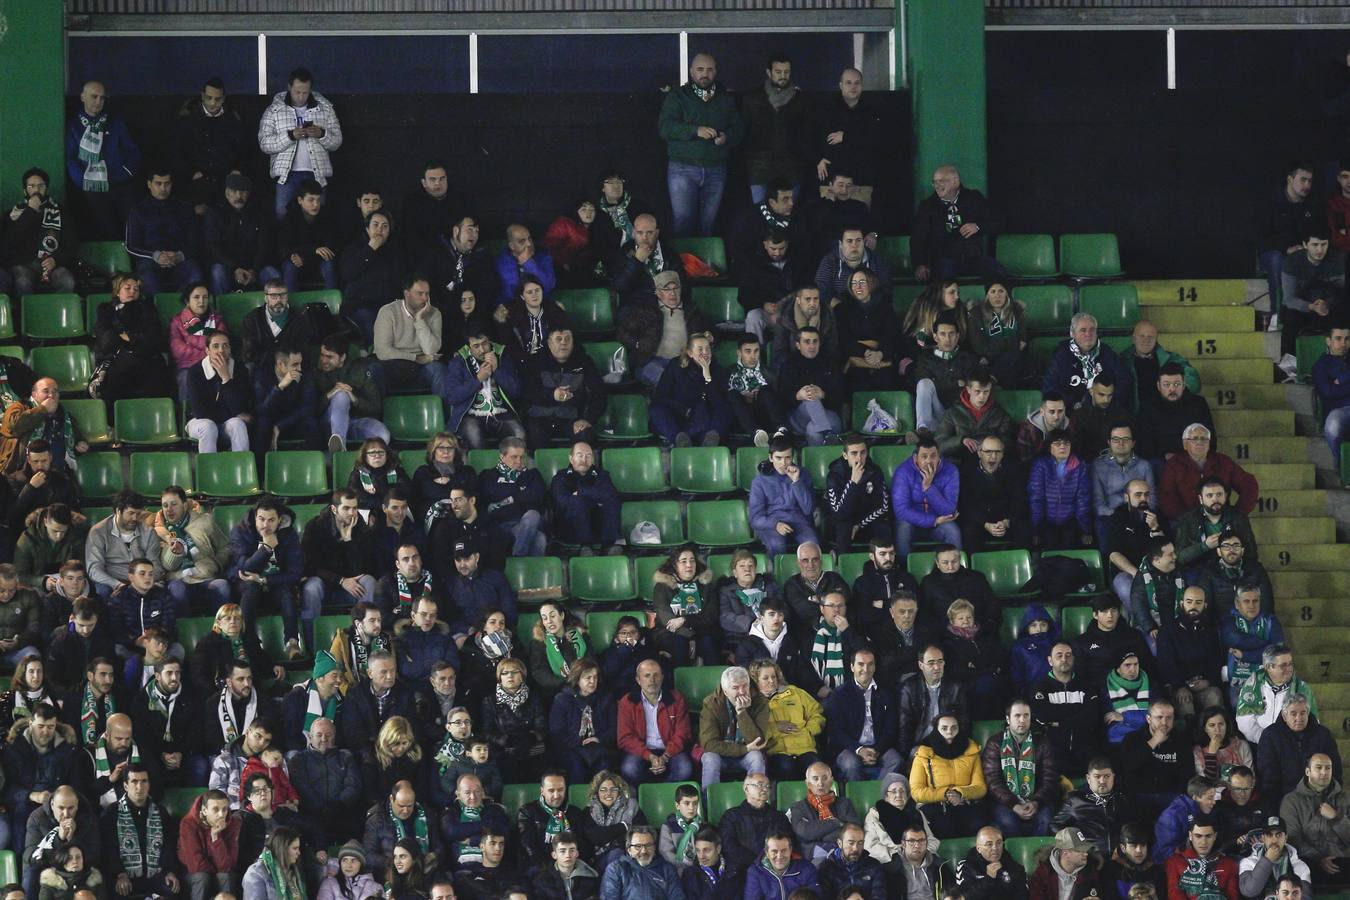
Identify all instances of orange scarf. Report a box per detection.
[806,791,837,820]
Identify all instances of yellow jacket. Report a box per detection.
[762,686,825,757]
[908,740,987,804]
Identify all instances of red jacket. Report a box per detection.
[177,793,241,875]
[617,686,692,760]
[1027,853,1105,900]
[1164,847,1238,900]
[1158,451,1259,522]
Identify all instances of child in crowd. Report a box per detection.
[658,783,703,872]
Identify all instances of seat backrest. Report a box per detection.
[620,500,684,548]
[130,451,193,495]
[1060,606,1094,640]
[76,452,125,501]
[114,398,179,445]
[670,446,733,493]
[874,235,911,274]
[554,288,615,333]
[23,293,85,339]
[1015,284,1073,334]
[532,447,572,485]
[736,446,768,491]
[568,556,635,602]
[586,611,634,651]
[64,398,112,444]
[970,549,1033,597]
[264,450,328,498]
[638,781,702,826]
[996,233,1057,278]
[384,395,445,442]
[1079,283,1140,332]
[196,451,262,499]
[604,446,667,494]
[30,345,93,393]
[673,665,724,709]
[1060,233,1122,277]
[505,556,565,592]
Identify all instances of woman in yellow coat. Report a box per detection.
[749,658,825,780]
[908,712,986,839]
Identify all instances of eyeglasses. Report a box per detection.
[449,718,472,726]
[902,838,927,844]
[1218,542,1244,550]
[264,292,288,299]
[629,841,655,849]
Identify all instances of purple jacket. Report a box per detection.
[890,456,959,528]
[748,464,816,532]
[1027,454,1092,533]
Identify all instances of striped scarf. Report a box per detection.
[457,804,483,864]
[810,623,846,689]
[348,627,390,680]
[115,796,163,878]
[94,736,140,806]
[145,680,178,741]
[359,465,398,494]
[80,683,113,745]
[77,113,109,192]
[998,729,1036,801]
[1138,559,1183,628]
[395,572,432,617]
[1106,667,1149,715]
[303,679,341,739]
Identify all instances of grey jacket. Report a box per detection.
[85,514,163,591]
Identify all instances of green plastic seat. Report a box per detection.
[85,293,110,336]
[906,550,967,581]
[554,288,614,336]
[196,451,261,499]
[466,449,500,472]
[706,781,748,825]
[568,556,636,603]
[1059,233,1124,279]
[973,719,1004,748]
[0,296,12,340]
[844,780,882,813]
[30,345,92,393]
[177,616,214,659]
[1342,444,1350,487]
[687,500,752,548]
[212,504,251,535]
[713,340,740,370]
[623,558,659,607]
[568,784,591,810]
[1042,549,1107,595]
[1061,605,1093,641]
[970,549,1036,599]
[79,240,132,277]
[332,451,360,489]
[23,293,85,339]
[1027,336,1061,371]
[265,451,329,498]
[163,787,206,819]
[76,452,125,501]
[692,287,744,325]
[996,234,1058,279]
[0,345,22,361]
[583,341,627,381]
[674,665,724,709]
[499,783,536,821]
[670,446,734,494]
[875,235,911,278]
[130,451,193,496]
[114,398,180,445]
[218,292,265,335]
[586,611,633,651]
[801,445,837,490]
[707,552,769,579]
[313,613,348,650]
[532,447,572,485]
[295,289,341,315]
[938,836,976,867]
[598,394,651,441]
[893,283,925,319]
[505,557,565,594]
[1079,283,1140,334]
[83,506,113,524]
[849,390,914,436]
[668,237,727,276]
[1298,334,1326,383]
[516,612,540,645]
[256,615,288,660]
[621,500,685,549]
[736,446,768,491]
[995,389,1042,424]
[1015,284,1074,335]
[154,292,183,328]
[603,447,668,495]
[775,551,835,585]
[869,445,915,486]
[384,395,444,443]
[638,782,702,826]
[291,503,327,533]
[836,552,870,585]
[1007,836,1056,874]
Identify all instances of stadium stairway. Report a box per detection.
[1139,278,1350,759]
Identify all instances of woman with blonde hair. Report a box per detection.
[903,278,968,350]
[189,602,283,692]
[578,770,644,866]
[650,332,732,448]
[479,656,546,780]
[748,657,824,780]
[412,431,476,519]
[363,715,424,806]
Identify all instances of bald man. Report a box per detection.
[75,712,160,810]
[0,376,89,477]
[495,222,556,301]
[22,784,102,897]
[66,80,142,239]
[612,212,689,307]
[658,52,744,237]
[911,166,1007,285]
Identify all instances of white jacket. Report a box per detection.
[257,90,343,184]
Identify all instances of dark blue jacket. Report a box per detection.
[187,359,254,424]
[393,619,460,683]
[1009,604,1060,696]
[108,582,177,651]
[1042,340,1133,408]
[226,508,302,588]
[816,849,887,900]
[370,516,426,581]
[66,112,140,187]
[652,360,733,423]
[1153,794,1200,863]
[550,468,620,527]
[252,365,318,433]
[439,800,511,870]
[1313,352,1350,414]
[444,342,522,432]
[1028,453,1092,533]
[125,196,198,260]
[446,568,517,638]
[548,684,617,753]
[824,679,896,759]
[478,466,546,528]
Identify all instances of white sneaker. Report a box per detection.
[285,638,303,660]
[328,434,344,454]
[1266,313,1281,332]
[753,429,769,448]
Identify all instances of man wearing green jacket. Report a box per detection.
[659,53,744,237]
[1121,320,1201,413]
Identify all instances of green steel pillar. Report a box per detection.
[905,0,987,208]
[0,0,66,200]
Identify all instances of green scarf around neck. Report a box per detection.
[544,628,589,678]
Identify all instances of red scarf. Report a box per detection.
[958,389,990,422]
[806,791,837,820]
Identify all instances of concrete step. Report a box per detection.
[1286,627,1350,655]
[1146,307,1254,333]
[1134,279,1250,307]
[1247,490,1327,516]
[1318,708,1350,736]
[1190,358,1274,385]
[1273,572,1350,598]
[1276,598,1350,627]
[1262,542,1350,570]
[1313,683,1350,707]
[1163,332,1267,359]
[1250,516,1336,544]
[1204,384,1295,410]
[1213,409,1295,436]
[1216,436,1309,463]
[1244,463,1316,489]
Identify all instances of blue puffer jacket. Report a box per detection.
[1009,604,1059,695]
[1028,454,1092,533]
[1153,794,1200,862]
[744,857,821,900]
[444,342,521,431]
[748,461,815,533]
[226,507,302,588]
[599,854,686,900]
[890,455,959,528]
[108,582,177,651]
[393,619,460,682]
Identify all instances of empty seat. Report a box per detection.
[583,340,628,382]
[801,445,838,489]
[130,451,193,495]
[554,288,614,336]
[76,452,125,501]
[331,451,360,490]
[970,549,1037,599]
[1015,284,1074,335]
[598,394,652,441]
[995,389,1042,424]
[65,398,113,445]
[79,241,132,277]
[996,234,1058,279]
[217,292,265,335]
[264,451,329,498]
[1061,606,1093,640]
[30,345,92,393]
[465,449,500,472]
[1079,283,1140,334]
[85,293,110,335]
[634,555,664,603]
[212,504,251,535]
[196,451,262,499]
[505,556,565,595]
[603,447,668,495]
[0,297,12,340]
[1059,233,1124,279]
[868,444,915,485]
[687,500,753,548]
[692,287,745,325]
[22,293,85,339]
[154,292,183,328]
[674,665,724,709]
[669,446,734,494]
[620,500,684,549]
[177,616,214,657]
[736,446,768,491]
[568,556,636,603]
[384,395,444,443]
[114,398,180,445]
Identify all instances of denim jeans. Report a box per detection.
[210,262,281,297]
[834,747,903,782]
[505,510,548,556]
[167,579,232,618]
[990,801,1054,837]
[620,751,695,786]
[282,256,338,293]
[1325,406,1350,461]
[914,378,947,431]
[187,416,250,453]
[933,254,1010,284]
[754,515,819,559]
[136,256,204,295]
[300,575,376,651]
[274,172,317,219]
[10,262,76,297]
[637,356,673,389]
[667,161,728,237]
[324,390,391,446]
[1258,249,1287,315]
[895,519,962,557]
[787,400,842,445]
[459,413,526,449]
[700,749,766,790]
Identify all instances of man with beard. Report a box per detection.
[426,214,501,310]
[1030,641,1102,774]
[1105,479,1167,607]
[1174,478,1258,570]
[1051,756,1134,854]
[3,167,76,296]
[1137,364,1216,463]
[176,77,248,213]
[299,489,376,659]
[1070,594,1157,691]
[128,656,205,786]
[658,52,744,237]
[3,703,78,855]
[201,660,276,757]
[895,644,968,759]
[1155,587,1225,726]
[847,537,914,631]
[329,601,392,691]
[203,172,278,295]
[740,54,809,206]
[1158,420,1258,521]
[1198,535,1273,618]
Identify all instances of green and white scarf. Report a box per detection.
[544,629,589,678]
[435,732,466,774]
[728,363,768,394]
[496,463,521,484]
[261,847,303,900]
[540,799,568,842]
[1068,339,1102,388]
[998,729,1036,801]
[1236,669,1319,719]
[810,623,846,688]
[391,798,431,855]
[395,571,432,617]
[29,399,79,469]
[77,114,109,192]
[0,362,21,408]
[80,684,113,745]
[674,812,703,864]
[1228,611,1271,686]
[600,192,635,244]
[734,585,765,615]
[348,627,391,679]
[94,735,140,806]
[465,352,506,415]
[303,679,341,739]
[1106,666,1150,714]
[670,582,703,616]
[1138,559,1184,628]
[115,795,163,878]
[457,804,484,864]
[162,513,199,569]
[145,680,178,742]
[1175,852,1223,900]
[644,243,666,278]
[933,348,954,361]
[692,83,716,102]
[359,465,398,494]
[217,688,257,745]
